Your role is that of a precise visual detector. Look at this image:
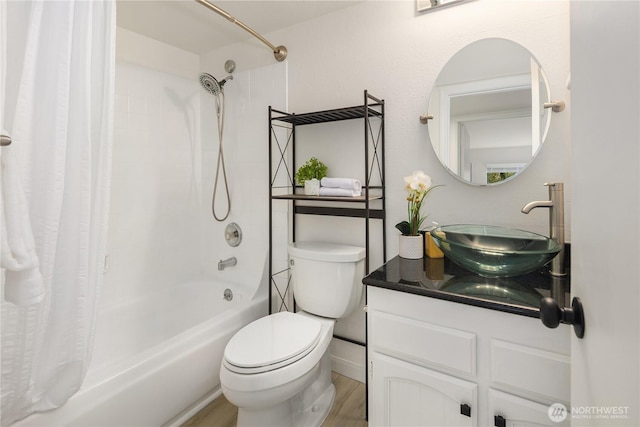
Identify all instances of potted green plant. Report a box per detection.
[295,157,328,195]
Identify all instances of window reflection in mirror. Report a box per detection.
[416,0,471,13]
[427,38,551,186]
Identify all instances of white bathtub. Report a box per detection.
[17,276,268,427]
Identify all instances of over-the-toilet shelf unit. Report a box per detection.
[268,90,386,328]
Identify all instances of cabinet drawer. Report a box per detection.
[491,339,570,402]
[489,388,569,427]
[370,311,476,376]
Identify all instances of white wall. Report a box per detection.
[206,0,570,241]
[204,0,570,382]
[209,0,569,222]
[104,28,203,308]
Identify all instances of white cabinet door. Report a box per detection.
[369,352,477,427]
[488,389,569,427]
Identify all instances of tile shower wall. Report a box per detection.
[103,30,203,308]
[198,58,288,307]
[106,28,286,308]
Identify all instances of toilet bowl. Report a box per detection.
[220,312,335,426]
[219,242,365,427]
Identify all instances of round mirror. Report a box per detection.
[427,38,552,186]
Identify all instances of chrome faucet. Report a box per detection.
[521,182,566,277]
[218,256,237,271]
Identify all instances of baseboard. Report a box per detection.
[330,354,365,383]
[329,336,366,383]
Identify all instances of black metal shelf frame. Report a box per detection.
[268,90,386,313]
[268,91,386,420]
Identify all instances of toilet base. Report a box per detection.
[236,351,335,427]
[299,382,336,427]
[237,383,335,427]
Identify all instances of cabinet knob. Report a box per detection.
[494,415,506,427]
[460,403,471,417]
[539,296,585,339]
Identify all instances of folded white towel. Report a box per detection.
[320,177,362,192]
[319,187,362,197]
[1,136,45,306]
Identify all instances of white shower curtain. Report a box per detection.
[0,1,115,425]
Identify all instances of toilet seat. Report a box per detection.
[223,312,322,374]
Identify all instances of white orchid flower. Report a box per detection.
[398,170,439,236]
[404,170,432,194]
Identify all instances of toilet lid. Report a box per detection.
[224,312,322,374]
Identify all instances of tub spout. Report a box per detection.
[218,257,237,271]
[521,182,566,277]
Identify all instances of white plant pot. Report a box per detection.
[399,234,424,259]
[304,178,320,196]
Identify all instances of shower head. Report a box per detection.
[199,73,233,96]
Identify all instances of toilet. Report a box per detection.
[220,241,365,427]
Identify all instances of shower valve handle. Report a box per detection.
[224,223,242,247]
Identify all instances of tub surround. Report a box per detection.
[363,247,570,319]
[17,281,268,427]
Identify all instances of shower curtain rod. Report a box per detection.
[195,0,288,62]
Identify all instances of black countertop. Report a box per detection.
[363,256,571,319]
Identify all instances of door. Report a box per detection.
[369,352,477,427]
[570,2,639,426]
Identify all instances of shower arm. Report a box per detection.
[195,0,288,62]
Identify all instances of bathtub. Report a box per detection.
[17,274,268,427]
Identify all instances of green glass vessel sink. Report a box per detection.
[430,224,561,278]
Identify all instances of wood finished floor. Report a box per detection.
[181,372,367,427]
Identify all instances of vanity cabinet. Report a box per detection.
[367,286,570,427]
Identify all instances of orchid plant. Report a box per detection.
[395,170,439,236]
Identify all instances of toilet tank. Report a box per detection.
[288,242,366,319]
